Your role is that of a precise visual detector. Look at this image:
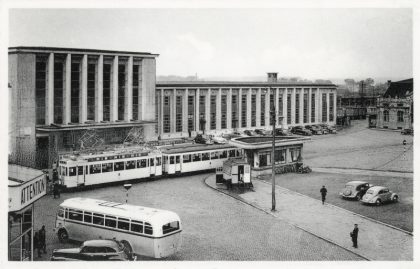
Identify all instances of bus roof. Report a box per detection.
[60,197,180,225]
[160,143,236,154]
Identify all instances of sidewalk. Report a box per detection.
[205,175,413,261]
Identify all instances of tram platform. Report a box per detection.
[204,174,412,261]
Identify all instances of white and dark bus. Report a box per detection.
[54,197,182,259]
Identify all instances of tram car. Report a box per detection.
[57,143,243,189]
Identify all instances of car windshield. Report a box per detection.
[345,185,355,189]
[366,189,375,194]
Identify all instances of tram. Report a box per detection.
[57,143,243,189]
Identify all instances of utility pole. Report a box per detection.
[270,87,276,212]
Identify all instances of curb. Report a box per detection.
[312,167,413,176]
[203,175,370,261]
[257,179,413,236]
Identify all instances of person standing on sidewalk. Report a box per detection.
[34,231,41,258]
[350,224,359,248]
[320,185,327,204]
[39,225,47,254]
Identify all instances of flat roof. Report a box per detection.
[157,81,337,88]
[160,143,236,154]
[9,46,159,58]
[8,164,44,186]
[230,136,309,149]
[36,120,156,132]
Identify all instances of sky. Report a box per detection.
[9,8,412,82]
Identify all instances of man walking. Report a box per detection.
[34,231,41,258]
[39,225,47,254]
[320,185,327,204]
[350,224,359,248]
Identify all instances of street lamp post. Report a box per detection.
[270,87,276,212]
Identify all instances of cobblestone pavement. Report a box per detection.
[32,174,362,261]
[305,120,413,172]
[205,176,413,261]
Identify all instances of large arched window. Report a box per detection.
[397,111,404,122]
[384,110,389,122]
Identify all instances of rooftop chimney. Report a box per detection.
[267,72,278,83]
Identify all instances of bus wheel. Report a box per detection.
[121,240,134,260]
[58,229,68,243]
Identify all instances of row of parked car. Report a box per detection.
[339,181,399,205]
[290,124,337,136]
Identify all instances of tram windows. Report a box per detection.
[102,163,113,173]
[210,151,219,159]
[114,162,125,171]
[220,151,227,158]
[144,222,153,235]
[169,156,175,164]
[175,156,180,164]
[90,164,102,174]
[156,157,162,166]
[193,153,201,162]
[117,218,130,231]
[126,160,136,170]
[92,213,104,226]
[131,220,143,234]
[236,150,241,156]
[105,215,117,228]
[183,154,191,163]
[150,158,154,166]
[68,209,83,222]
[77,166,84,175]
[229,150,236,157]
[138,159,148,168]
[69,167,77,176]
[84,212,93,223]
[202,153,210,161]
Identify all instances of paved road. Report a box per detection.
[206,176,412,261]
[33,174,362,261]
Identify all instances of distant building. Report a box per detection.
[374,79,413,130]
[336,95,377,126]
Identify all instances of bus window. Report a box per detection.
[150,158,154,166]
[114,162,124,171]
[229,150,236,157]
[220,151,227,158]
[102,163,113,173]
[90,164,101,174]
[131,220,143,234]
[193,153,201,162]
[68,209,83,222]
[202,153,210,161]
[84,212,92,223]
[105,215,117,228]
[117,218,130,231]
[126,160,136,170]
[162,221,180,234]
[183,154,191,163]
[57,207,65,218]
[169,156,175,164]
[175,156,180,164]
[92,213,104,226]
[69,167,76,176]
[144,222,153,235]
[156,157,161,166]
[77,166,84,175]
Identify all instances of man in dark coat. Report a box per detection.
[34,231,41,258]
[53,182,60,198]
[351,224,359,248]
[39,225,47,254]
[320,185,327,204]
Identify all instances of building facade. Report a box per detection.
[375,79,413,130]
[9,47,158,169]
[156,78,337,138]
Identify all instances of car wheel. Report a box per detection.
[393,196,399,203]
[375,199,382,206]
[58,229,68,243]
[121,240,134,260]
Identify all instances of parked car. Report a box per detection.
[193,134,213,144]
[243,130,253,136]
[314,124,329,134]
[305,125,322,135]
[320,124,337,134]
[291,126,312,136]
[51,239,133,261]
[275,128,288,136]
[339,181,372,200]
[212,136,227,144]
[254,129,266,135]
[361,186,399,205]
[401,128,413,135]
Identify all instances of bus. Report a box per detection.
[54,197,182,259]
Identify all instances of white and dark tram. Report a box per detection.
[58,143,243,189]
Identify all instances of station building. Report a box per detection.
[9,46,337,170]
[9,47,158,169]
[156,77,337,139]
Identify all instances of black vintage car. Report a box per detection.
[291,126,312,136]
[51,239,133,261]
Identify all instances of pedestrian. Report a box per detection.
[53,182,60,198]
[188,129,191,138]
[350,224,359,248]
[34,231,41,258]
[320,185,327,205]
[39,225,47,254]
